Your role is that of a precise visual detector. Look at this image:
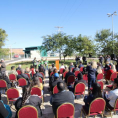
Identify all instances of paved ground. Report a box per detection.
[1,71,118,118]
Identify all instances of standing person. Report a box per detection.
[50,82,74,116]
[99,55,104,65]
[33,57,37,69]
[86,61,97,91]
[83,56,86,65]
[44,58,48,70]
[40,58,44,66]
[0,59,6,74]
[75,56,78,65]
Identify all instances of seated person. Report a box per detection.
[78,61,84,68]
[104,78,118,109]
[69,62,74,70]
[15,85,42,118]
[65,67,75,84]
[72,64,79,73]
[16,65,22,71]
[96,66,103,77]
[25,67,31,74]
[17,69,30,85]
[105,64,116,84]
[0,100,11,118]
[59,63,65,70]
[9,66,18,76]
[32,76,43,91]
[50,82,74,116]
[33,69,43,80]
[30,65,35,76]
[49,68,57,88]
[48,63,56,77]
[50,73,63,92]
[84,83,102,111]
[39,64,45,75]
[0,72,11,89]
[68,72,85,92]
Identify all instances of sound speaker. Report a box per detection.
[111,54,116,60]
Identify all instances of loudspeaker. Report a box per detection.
[111,54,116,60]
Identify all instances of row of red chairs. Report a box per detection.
[17,97,118,118]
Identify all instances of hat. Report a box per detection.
[1,59,4,61]
[54,73,59,78]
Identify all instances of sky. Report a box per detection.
[0,0,118,49]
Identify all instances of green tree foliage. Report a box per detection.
[42,33,74,60]
[72,34,96,56]
[95,29,118,55]
[0,29,8,55]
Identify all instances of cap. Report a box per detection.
[54,73,59,78]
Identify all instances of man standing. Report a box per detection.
[50,82,74,116]
[33,57,37,69]
[0,59,6,74]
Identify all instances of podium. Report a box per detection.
[55,60,59,70]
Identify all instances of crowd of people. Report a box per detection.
[0,56,118,118]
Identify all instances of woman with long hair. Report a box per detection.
[15,84,42,118]
[86,61,97,90]
[84,83,102,111]
[105,64,116,84]
[32,76,43,90]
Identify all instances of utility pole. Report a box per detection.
[55,26,63,33]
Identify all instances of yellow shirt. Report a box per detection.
[33,83,43,90]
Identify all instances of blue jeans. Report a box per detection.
[88,78,95,89]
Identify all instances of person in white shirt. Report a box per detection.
[59,63,65,70]
[105,78,118,109]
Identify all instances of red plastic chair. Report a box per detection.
[74,82,85,96]
[25,73,30,79]
[60,68,64,74]
[56,103,75,118]
[50,72,54,76]
[18,105,38,118]
[67,75,75,85]
[81,98,106,117]
[31,87,43,102]
[17,70,21,75]
[72,68,74,72]
[74,71,80,77]
[97,81,104,91]
[63,71,68,78]
[0,79,7,89]
[9,74,17,81]
[80,67,84,72]
[97,73,103,81]
[53,85,59,94]
[18,78,27,87]
[6,88,19,104]
[107,98,118,116]
[40,72,45,78]
[83,74,88,83]
[39,77,43,83]
[110,72,117,81]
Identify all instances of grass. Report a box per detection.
[6,58,99,70]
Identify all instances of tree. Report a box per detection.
[42,33,74,60]
[95,29,114,55]
[72,34,96,56]
[0,28,8,55]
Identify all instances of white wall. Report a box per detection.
[30,50,41,59]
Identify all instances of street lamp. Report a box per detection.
[107,11,117,54]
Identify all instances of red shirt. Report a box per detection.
[105,69,114,80]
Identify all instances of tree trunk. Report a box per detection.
[64,56,65,63]
[59,49,61,60]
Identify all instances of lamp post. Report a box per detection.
[107,11,117,54]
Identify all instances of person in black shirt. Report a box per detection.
[50,81,74,116]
